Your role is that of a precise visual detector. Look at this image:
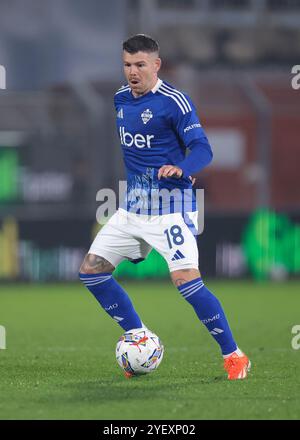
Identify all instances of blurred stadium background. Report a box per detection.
[1,0,300,421]
[0,0,299,282]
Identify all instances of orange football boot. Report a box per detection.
[224,352,251,380]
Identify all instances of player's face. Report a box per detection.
[123,51,161,97]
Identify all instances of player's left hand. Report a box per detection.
[158,165,183,179]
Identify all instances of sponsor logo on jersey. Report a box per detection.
[119,126,154,148]
[183,123,201,133]
[141,108,153,124]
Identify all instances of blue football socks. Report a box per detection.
[79,272,143,331]
[80,273,237,355]
[178,278,237,355]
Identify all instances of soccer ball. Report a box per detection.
[115,328,164,377]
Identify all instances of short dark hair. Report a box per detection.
[123,34,159,55]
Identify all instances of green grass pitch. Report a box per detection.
[1,280,300,420]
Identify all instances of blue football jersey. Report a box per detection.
[114,79,207,215]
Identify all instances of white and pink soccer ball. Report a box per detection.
[116,328,164,377]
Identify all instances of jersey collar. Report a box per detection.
[129,78,162,100]
[151,78,163,94]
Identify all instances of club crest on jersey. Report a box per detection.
[141,108,153,124]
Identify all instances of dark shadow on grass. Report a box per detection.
[37,373,227,407]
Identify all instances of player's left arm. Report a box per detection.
[158,95,213,180]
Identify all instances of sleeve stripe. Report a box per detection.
[161,83,192,112]
[157,88,187,114]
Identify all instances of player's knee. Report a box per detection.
[79,253,115,275]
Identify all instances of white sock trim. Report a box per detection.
[223,347,244,359]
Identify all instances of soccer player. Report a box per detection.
[79,34,250,380]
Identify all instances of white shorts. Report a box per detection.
[89,208,199,272]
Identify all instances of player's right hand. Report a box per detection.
[158,165,183,179]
